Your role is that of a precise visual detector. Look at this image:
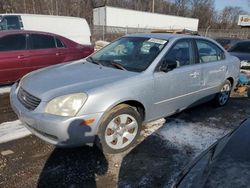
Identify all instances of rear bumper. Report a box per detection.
[10,84,103,147]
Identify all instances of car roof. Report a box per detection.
[0,30,61,37]
[228,40,250,51]
[126,33,206,41]
[234,40,250,44]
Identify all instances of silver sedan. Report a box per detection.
[10,33,240,153]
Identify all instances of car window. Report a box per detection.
[0,34,26,51]
[163,40,194,68]
[0,16,21,30]
[196,40,225,63]
[228,42,250,53]
[56,38,65,48]
[30,34,56,49]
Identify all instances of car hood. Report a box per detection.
[229,52,250,61]
[21,60,137,101]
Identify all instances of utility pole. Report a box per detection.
[105,0,109,6]
[55,0,58,15]
[152,0,155,13]
[23,0,27,13]
[32,0,36,14]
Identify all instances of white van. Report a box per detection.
[0,14,91,45]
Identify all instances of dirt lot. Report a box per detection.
[0,90,250,188]
[0,93,17,124]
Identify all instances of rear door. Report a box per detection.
[54,37,92,62]
[195,39,227,95]
[54,37,68,61]
[27,34,63,72]
[152,39,203,119]
[0,34,29,83]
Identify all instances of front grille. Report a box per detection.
[17,87,41,110]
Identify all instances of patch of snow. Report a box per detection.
[0,86,11,94]
[138,176,150,186]
[0,120,31,144]
[157,119,230,153]
[141,118,165,137]
[118,182,133,188]
[1,150,14,156]
[208,117,221,122]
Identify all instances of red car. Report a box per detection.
[0,30,94,84]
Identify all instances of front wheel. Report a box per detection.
[213,80,232,107]
[96,104,142,154]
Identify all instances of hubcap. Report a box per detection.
[105,114,138,150]
[219,83,231,105]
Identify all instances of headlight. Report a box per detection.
[45,93,87,117]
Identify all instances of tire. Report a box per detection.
[213,80,232,107]
[96,104,142,154]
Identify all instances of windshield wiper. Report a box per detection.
[110,61,127,71]
[87,58,127,71]
[86,57,103,66]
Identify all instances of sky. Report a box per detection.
[215,0,250,13]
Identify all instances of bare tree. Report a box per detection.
[190,0,215,28]
[175,0,190,16]
[218,6,246,29]
[0,0,246,29]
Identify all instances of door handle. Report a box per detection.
[17,55,26,59]
[189,72,200,77]
[56,52,64,56]
[219,66,226,71]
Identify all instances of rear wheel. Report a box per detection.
[96,104,142,153]
[213,80,232,107]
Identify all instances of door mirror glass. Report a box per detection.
[160,59,177,72]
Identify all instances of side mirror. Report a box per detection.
[160,59,177,72]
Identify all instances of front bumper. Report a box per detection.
[10,84,103,147]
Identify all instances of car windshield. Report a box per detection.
[87,37,167,72]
